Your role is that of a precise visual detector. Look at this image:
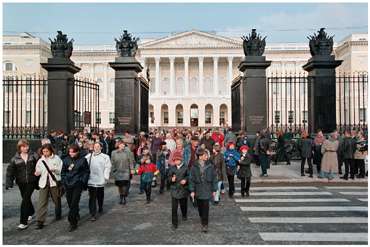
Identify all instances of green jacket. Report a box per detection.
[189,160,218,200]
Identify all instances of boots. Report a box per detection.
[119,194,124,204]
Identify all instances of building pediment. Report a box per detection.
[140,30,242,49]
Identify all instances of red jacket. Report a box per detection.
[137,163,157,175]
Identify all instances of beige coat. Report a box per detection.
[321,139,339,173]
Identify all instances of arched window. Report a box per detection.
[149,104,154,124]
[190,104,199,127]
[220,104,228,127]
[161,104,169,125]
[176,104,183,124]
[176,77,184,96]
[4,62,15,71]
[205,104,213,125]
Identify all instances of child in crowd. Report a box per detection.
[137,154,158,203]
[237,145,253,197]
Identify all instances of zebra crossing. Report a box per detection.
[234,185,368,244]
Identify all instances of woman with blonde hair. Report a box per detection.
[6,139,39,230]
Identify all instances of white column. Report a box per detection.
[155,57,160,96]
[169,103,176,127]
[104,63,108,101]
[214,103,220,127]
[141,57,146,78]
[154,102,161,127]
[169,57,175,96]
[213,56,219,96]
[227,56,233,96]
[184,56,189,96]
[198,57,204,95]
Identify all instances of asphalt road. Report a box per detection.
[2,178,368,245]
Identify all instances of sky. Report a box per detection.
[3,2,368,45]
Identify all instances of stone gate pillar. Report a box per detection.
[232,29,271,135]
[109,30,148,134]
[41,31,80,134]
[303,28,342,134]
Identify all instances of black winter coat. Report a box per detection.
[298,138,313,158]
[6,152,39,187]
[61,155,90,189]
[341,137,357,159]
[238,152,253,178]
[189,160,218,200]
[168,164,189,199]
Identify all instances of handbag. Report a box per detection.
[41,160,65,197]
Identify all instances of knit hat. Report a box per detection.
[226,141,235,149]
[240,145,249,152]
[172,150,183,161]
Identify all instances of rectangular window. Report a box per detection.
[96,112,101,124]
[163,111,168,124]
[220,112,225,125]
[150,111,154,124]
[360,108,367,122]
[176,111,183,124]
[26,77,32,93]
[302,110,308,123]
[274,110,280,124]
[109,112,114,124]
[272,83,280,95]
[4,111,10,125]
[288,110,294,123]
[205,111,212,124]
[26,111,31,125]
[5,63,13,71]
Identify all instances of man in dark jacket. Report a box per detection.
[297,131,313,177]
[200,131,215,153]
[61,144,90,232]
[189,148,218,233]
[168,152,189,229]
[340,130,357,180]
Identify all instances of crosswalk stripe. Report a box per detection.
[259,232,368,242]
[235,198,349,203]
[358,198,368,202]
[339,192,368,195]
[248,186,318,190]
[234,191,332,196]
[249,217,368,223]
[240,206,368,211]
[325,186,368,190]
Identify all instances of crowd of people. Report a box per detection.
[5,126,368,233]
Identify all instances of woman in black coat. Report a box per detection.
[61,144,90,232]
[6,139,39,230]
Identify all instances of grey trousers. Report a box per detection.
[36,185,61,224]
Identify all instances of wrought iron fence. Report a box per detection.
[267,72,368,132]
[72,78,100,132]
[3,76,100,139]
[3,76,48,139]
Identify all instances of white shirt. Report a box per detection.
[35,154,63,189]
[166,138,177,152]
[86,152,112,187]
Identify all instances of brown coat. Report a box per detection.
[321,139,339,174]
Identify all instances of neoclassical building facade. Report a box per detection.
[3,30,368,129]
